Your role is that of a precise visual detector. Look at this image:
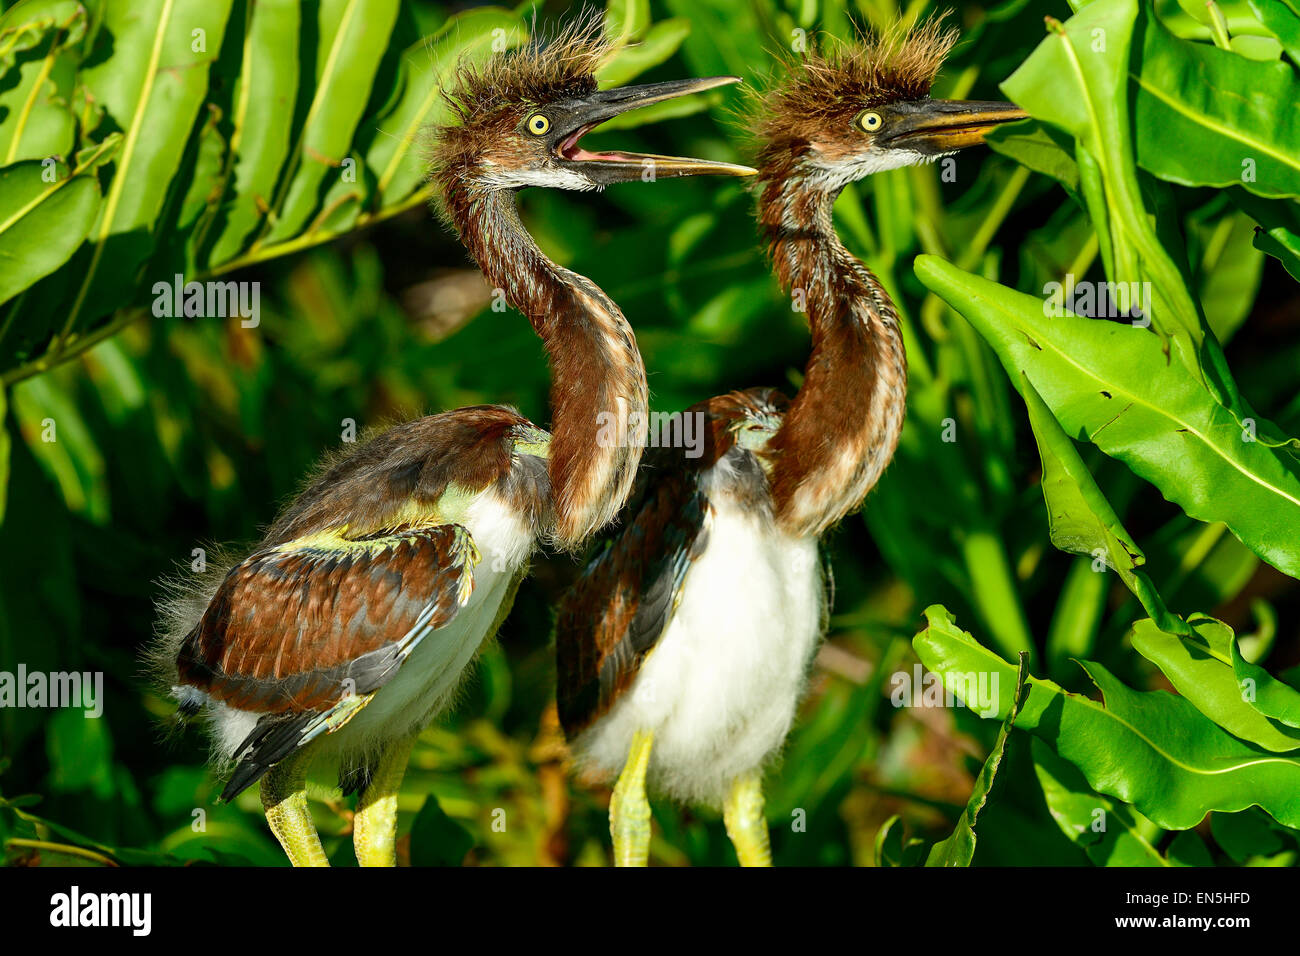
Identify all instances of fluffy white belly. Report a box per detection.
[212,493,534,763]
[573,501,823,807]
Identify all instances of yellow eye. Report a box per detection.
[526,113,551,135]
[859,111,883,132]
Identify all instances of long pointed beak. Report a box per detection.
[552,77,756,184]
[879,100,1028,154]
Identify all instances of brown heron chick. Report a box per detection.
[153,20,754,868]
[555,22,1026,866]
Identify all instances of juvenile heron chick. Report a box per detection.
[555,21,1025,866]
[152,19,754,867]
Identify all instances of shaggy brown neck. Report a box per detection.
[444,179,648,549]
[757,169,907,539]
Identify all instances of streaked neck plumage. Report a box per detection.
[758,166,907,539]
[444,180,648,549]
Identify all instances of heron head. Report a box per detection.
[755,20,1026,191]
[431,19,754,193]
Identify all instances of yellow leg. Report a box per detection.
[610,730,654,867]
[723,771,772,867]
[261,755,329,867]
[353,734,417,868]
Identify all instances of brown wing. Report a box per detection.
[554,451,709,738]
[177,524,477,715]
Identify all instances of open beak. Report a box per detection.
[878,99,1028,155]
[550,76,756,185]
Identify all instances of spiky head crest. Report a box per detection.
[428,13,612,195]
[753,18,958,187]
[446,13,611,118]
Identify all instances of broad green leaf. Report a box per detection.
[365,7,523,212]
[61,0,235,334]
[1228,33,1284,58]
[1233,188,1300,281]
[925,653,1028,867]
[913,605,1300,830]
[0,159,101,305]
[1250,0,1300,62]
[174,103,227,260]
[915,255,1300,582]
[205,0,301,267]
[985,119,1080,196]
[0,0,83,65]
[0,0,85,164]
[1166,830,1215,865]
[409,792,474,866]
[1020,374,1184,633]
[1232,633,1300,729]
[1001,0,1205,365]
[1254,224,1300,281]
[1031,739,1172,866]
[261,0,400,246]
[1211,807,1291,863]
[1133,10,1300,200]
[1129,616,1300,751]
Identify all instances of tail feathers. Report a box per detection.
[219,712,318,803]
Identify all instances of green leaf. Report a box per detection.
[1196,210,1265,343]
[365,7,523,212]
[1233,188,1300,281]
[1166,830,1215,865]
[409,792,474,866]
[60,0,235,334]
[1021,374,1184,633]
[1254,224,1300,281]
[260,0,399,246]
[1250,0,1300,63]
[913,605,1300,831]
[604,0,651,48]
[0,159,101,306]
[1031,739,1172,866]
[925,652,1028,867]
[1232,631,1300,729]
[0,0,85,164]
[914,254,1300,582]
[1132,9,1300,200]
[204,0,302,267]
[873,814,928,867]
[1001,0,1206,364]
[1129,615,1300,751]
[1211,807,1289,863]
[985,119,1080,196]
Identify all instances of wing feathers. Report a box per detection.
[178,525,477,715]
